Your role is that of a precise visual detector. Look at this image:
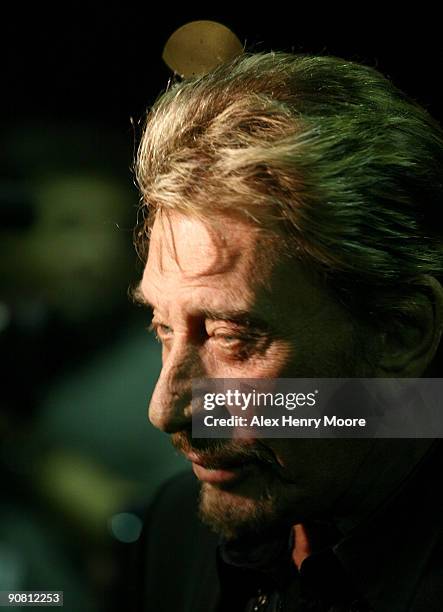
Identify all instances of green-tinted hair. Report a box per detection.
[135,51,443,323]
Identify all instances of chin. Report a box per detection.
[197,480,291,541]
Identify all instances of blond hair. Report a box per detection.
[135,52,443,322]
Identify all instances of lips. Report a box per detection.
[185,451,256,485]
[191,460,257,485]
[185,451,245,469]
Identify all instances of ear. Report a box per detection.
[376,276,443,377]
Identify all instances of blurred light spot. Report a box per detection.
[163,20,243,78]
[109,512,143,543]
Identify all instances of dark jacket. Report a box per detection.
[130,441,443,612]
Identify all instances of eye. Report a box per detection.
[210,331,255,359]
[148,321,173,343]
[214,334,243,346]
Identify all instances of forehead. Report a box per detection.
[146,212,265,277]
[138,211,347,337]
[138,212,289,324]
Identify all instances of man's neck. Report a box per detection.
[292,524,311,569]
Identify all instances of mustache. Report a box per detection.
[171,430,277,470]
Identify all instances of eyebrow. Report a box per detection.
[131,283,270,330]
[201,308,270,330]
[130,283,152,307]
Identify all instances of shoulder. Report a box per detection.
[136,470,221,612]
[409,535,443,612]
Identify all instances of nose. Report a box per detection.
[148,342,203,433]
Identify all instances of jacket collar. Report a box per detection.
[333,440,443,611]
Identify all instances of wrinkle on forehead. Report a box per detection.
[150,210,250,279]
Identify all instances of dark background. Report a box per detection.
[2,8,442,612]
[4,9,443,127]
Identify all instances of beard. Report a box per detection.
[198,478,281,540]
[171,430,292,541]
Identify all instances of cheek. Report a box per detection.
[255,342,296,376]
[161,345,170,363]
[266,439,373,491]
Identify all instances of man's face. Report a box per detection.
[140,211,375,539]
